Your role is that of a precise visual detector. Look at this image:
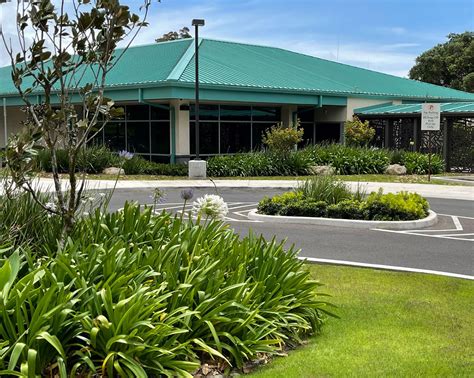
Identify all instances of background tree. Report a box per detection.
[156,26,191,42]
[1,0,154,235]
[409,32,474,92]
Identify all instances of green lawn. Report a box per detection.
[252,265,474,377]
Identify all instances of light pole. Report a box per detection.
[192,18,204,160]
[188,18,206,178]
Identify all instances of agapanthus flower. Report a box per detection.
[118,150,134,160]
[192,194,228,220]
[180,188,194,201]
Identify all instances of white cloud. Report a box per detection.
[0,0,418,78]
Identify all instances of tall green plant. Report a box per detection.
[1,0,155,236]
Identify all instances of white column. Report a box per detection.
[281,105,298,126]
[171,100,190,161]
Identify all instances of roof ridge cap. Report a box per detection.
[166,38,200,81]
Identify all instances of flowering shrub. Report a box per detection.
[192,194,229,220]
[262,121,304,154]
[344,116,375,147]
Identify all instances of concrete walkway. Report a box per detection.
[20,177,474,201]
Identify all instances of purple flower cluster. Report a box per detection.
[118,150,134,160]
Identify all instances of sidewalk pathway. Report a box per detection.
[21,177,474,201]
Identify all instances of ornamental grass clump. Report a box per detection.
[0,203,334,376]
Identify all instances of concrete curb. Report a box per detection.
[248,209,438,230]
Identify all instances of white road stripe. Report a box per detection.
[438,213,474,220]
[452,216,463,230]
[300,257,474,280]
[372,228,474,242]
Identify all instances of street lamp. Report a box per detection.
[188,18,206,178]
[192,18,204,160]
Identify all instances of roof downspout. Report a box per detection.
[2,98,6,148]
[170,106,176,164]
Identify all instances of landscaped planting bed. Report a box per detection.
[0,192,335,376]
[32,144,445,178]
[257,176,430,221]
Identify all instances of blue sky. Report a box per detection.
[1,0,473,77]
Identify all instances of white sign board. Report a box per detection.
[421,103,441,131]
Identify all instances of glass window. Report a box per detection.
[151,106,170,120]
[316,122,341,144]
[190,104,219,121]
[252,106,280,122]
[151,121,170,154]
[252,123,272,150]
[104,121,126,151]
[190,121,219,154]
[126,105,150,121]
[151,155,170,164]
[297,107,315,122]
[88,122,104,146]
[299,122,314,147]
[220,105,251,121]
[220,122,251,153]
[127,122,150,153]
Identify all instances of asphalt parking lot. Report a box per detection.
[106,187,474,277]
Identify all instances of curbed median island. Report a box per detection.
[249,176,438,230]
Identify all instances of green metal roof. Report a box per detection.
[355,102,474,116]
[1,38,474,102]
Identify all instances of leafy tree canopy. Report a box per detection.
[156,26,192,42]
[409,32,474,93]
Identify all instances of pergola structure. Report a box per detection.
[355,102,474,172]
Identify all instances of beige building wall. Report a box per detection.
[345,98,402,121]
[171,99,190,157]
[0,106,26,147]
[314,105,347,122]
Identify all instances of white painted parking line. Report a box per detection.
[372,213,474,242]
[452,216,463,230]
[300,257,474,280]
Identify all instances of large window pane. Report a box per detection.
[127,122,150,153]
[190,104,219,121]
[151,121,170,154]
[151,106,170,120]
[220,105,251,121]
[126,105,150,121]
[220,122,251,153]
[252,123,272,150]
[299,122,314,147]
[190,121,219,154]
[316,122,341,144]
[104,122,126,151]
[297,107,315,122]
[88,122,104,146]
[252,106,280,122]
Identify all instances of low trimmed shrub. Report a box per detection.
[327,199,365,220]
[258,177,429,221]
[280,200,328,217]
[362,190,429,221]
